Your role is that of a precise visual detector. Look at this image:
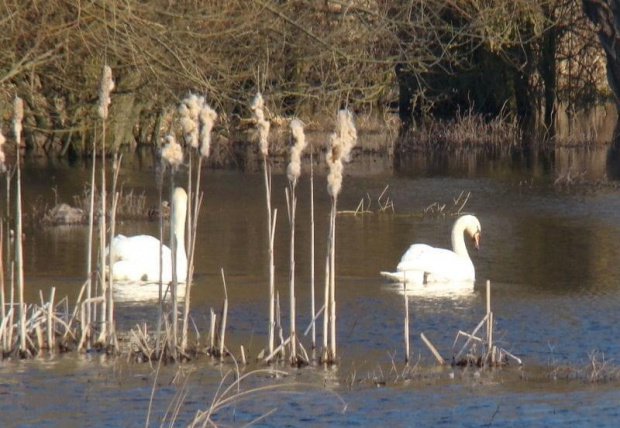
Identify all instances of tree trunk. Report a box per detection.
[583,0,620,121]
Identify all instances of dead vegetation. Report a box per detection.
[399,108,522,152]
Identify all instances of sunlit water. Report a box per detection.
[3,146,620,425]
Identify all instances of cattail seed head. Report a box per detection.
[250,92,270,157]
[327,109,357,198]
[97,65,115,120]
[13,96,24,147]
[199,104,217,158]
[0,130,6,173]
[179,93,201,148]
[161,134,184,169]
[287,119,307,185]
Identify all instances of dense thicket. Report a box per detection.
[0,0,610,155]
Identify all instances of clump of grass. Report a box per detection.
[549,350,620,383]
[339,185,395,216]
[401,107,521,151]
[423,190,472,218]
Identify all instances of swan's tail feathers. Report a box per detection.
[381,271,407,282]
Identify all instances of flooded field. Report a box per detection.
[3,146,620,426]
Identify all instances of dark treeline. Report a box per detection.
[0,0,614,156]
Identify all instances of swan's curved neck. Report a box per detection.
[451,220,469,258]
[173,201,187,257]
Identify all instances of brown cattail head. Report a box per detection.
[327,109,357,197]
[199,104,217,158]
[161,134,184,170]
[97,65,115,120]
[287,119,307,185]
[250,92,270,157]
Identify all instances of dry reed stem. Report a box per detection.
[219,268,229,359]
[404,281,410,363]
[420,333,446,365]
[486,279,493,364]
[309,141,316,350]
[454,313,490,362]
[47,287,55,351]
[0,222,5,351]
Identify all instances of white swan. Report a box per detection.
[381,215,481,284]
[109,187,188,284]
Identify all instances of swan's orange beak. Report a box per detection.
[472,231,480,250]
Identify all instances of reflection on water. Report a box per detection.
[383,280,475,298]
[3,146,620,425]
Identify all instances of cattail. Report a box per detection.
[0,130,5,173]
[327,110,357,197]
[199,104,217,158]
[97,65,115,120]
[161,135,184,169]
[179,93,202,149]
[13,96,24,146]
[250,93,270,156]
[287,119,307,185]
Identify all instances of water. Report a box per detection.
[3,146,620,425]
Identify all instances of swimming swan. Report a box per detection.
[381,215,481,284]
[109,187,188,284]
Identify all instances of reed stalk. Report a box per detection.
[286,119,307,365]
[323,109,357,363]
[404,281,410,363]
[96,65,114,345]
[8,262,14,351]
[180,97,215,353]
[13,96,26,355]
[420,333,445,365]
[329,200,337,359]
[486,279,493,364]
[251,93,276,359]
[286,186,297,363]
[0,222,5,352]
[219,268,228,359]
[107,154,122,349]
[310,144,316,350]
[170,177,178,352]
[85,130,97,344]
[47,287,55,351]
[156,165,164,355]
[322,230,331,362]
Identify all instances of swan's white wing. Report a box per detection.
[110,235,173,282]
[383,244,474,283]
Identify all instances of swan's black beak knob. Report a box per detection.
[473,231,481,250]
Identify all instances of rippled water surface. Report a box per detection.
[3,147,620,426]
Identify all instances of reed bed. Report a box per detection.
[400,106,521,152]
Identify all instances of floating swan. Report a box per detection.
[381,215,481,284]
[109,187,188,284]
